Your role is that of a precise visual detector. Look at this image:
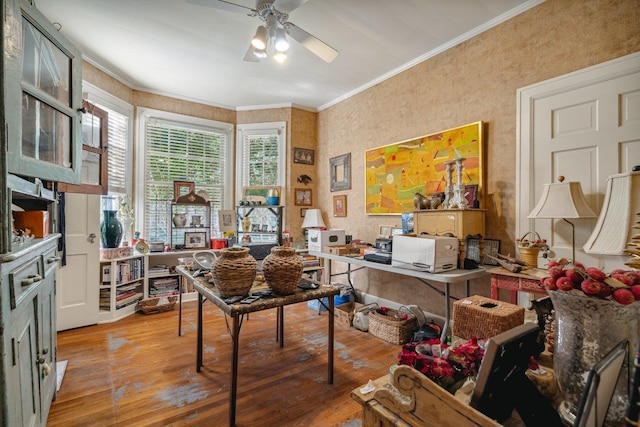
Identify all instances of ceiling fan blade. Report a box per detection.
[272,0,308,14]
[286,23,338,63]
[243,45,263,62]
[186,0,256,15]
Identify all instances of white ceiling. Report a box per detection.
[35,0,538,110]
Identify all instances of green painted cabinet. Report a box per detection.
[4,0,83,184]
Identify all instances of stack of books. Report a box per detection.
[149,277,179,297]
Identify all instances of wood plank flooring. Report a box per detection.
[48,300,401,426]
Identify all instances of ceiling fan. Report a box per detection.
[187,0,338,63]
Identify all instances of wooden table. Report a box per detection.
[177,266,340,427]
[489,267,548,304]
[310,251,488,341]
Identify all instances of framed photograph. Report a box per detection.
[300,208,308,217]
[242,186,281,205]
[261,224,268,232]
[466,237,481,263]
[293,147,315,165]
[330,153,351,192]
[218,210,236,232]
[294,188,312,206]
[191,215,202,227]
[333,195,347,217]
[173,181,195,202]
[184,231,207,249]
[365,121,484,214]
[251,224,261,232]
[483,239,501,265]
[465,184,479,208]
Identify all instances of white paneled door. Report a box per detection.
[57,193,101,331]
[518,52,640,273]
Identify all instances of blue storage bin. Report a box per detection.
[307,294,351,312]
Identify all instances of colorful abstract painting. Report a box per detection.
[365,121,484,214]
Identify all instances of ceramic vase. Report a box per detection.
[211,247,257,298]
[100,196,123,248]
[262,247,303,295]
[548,290,640,426]
[173,213,187,227]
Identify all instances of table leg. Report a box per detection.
[328,295,334,384]
[465,279,470,297]
[278,306,284,348]
[441,283,451,342]
[178,276,183,336]
[230,315,240,427]
[490,277,498,300]
[196,292,203,372]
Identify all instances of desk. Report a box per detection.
[177,266,340,427]
[489,267,548,304]
[310,252,488,341]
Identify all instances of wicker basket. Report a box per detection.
[452,295,524,339]
[368,307,417,345]
[517,231,543,268]
[139,296,177,314]
[211,247,257,298]
[262,247,304,295]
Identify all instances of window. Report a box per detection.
[236,122,286,199]
[137,108,233,243]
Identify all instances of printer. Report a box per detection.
[391,235,459,273]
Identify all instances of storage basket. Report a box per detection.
[516,231,543,268]
[139,296,177,314]
[452,295,524,339]
[211,247,257,298]
[368,306,416,345]
[335,301,363,327]
[262,247,304,295]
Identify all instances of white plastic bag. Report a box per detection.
[353,303,379,332]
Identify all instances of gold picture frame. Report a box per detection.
[333,195,347,217]
[173,180,195,202]
[364,121,484,214]
[294,188,312,206]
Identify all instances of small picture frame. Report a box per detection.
[294,188,312,206]
[466,237,481,263]
[333,195,347,217]
[300,208,308,218]
[251,224,261,232]
[293,147,314,165]
[483,239,501,265]
[465,184,479,208]
[261,224,268,232]
[330,153,351,192]
[173,181,195,202]
[184,231,207,249]
[218,210,236,232]
[191,215,202,227]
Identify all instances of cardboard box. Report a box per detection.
[13,210,49,238]
[327,245,360,256]
[307,229,345,253]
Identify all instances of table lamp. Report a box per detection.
[301,208,326,246]
[527,176,596,263]
[583,171,640,257]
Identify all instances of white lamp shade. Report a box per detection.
[528,181,596,219]
[301,209,325,229]
[583,171,640,255]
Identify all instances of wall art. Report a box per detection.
[293,147,315,165]
[330,153,351,192]
[364,121,484,214]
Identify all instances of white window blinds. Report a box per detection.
[142,116,231,243]
[100,105,129,195]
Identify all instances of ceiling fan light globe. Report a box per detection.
[273,51,287,63]
[251,25,268,50]
[274,28,289,52]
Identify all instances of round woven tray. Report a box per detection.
[212,247,257,298]
[262,247,303,295]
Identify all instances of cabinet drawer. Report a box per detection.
[42,245,60,276]
[9,256,44,309]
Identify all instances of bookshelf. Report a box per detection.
[98,250,202,323]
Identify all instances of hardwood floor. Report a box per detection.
[48,300,401,426]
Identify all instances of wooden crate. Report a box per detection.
[452,295,524,339]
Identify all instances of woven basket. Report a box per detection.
[211,247,257,298]
[517,231,542,268]
[368,307,416,345]
[139,296,177,314]
[262,247,304,295]
[452,295,524,339]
